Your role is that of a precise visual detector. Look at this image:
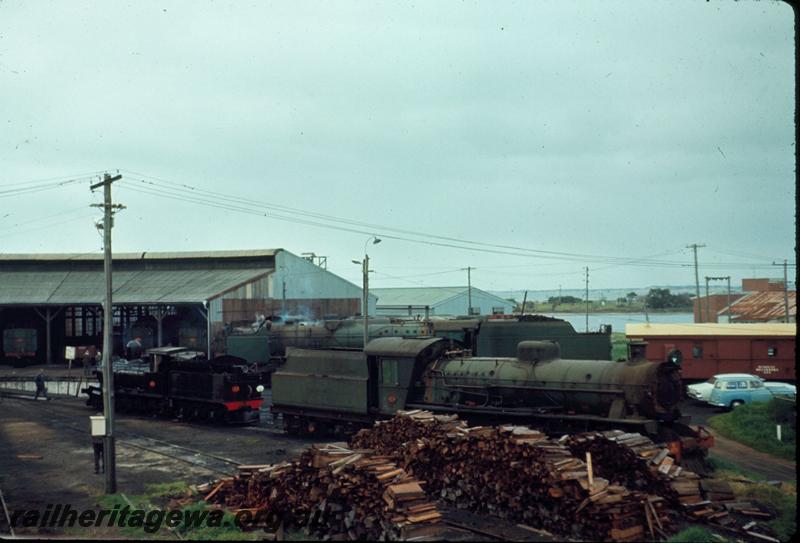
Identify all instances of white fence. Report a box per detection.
[0,378,98,397]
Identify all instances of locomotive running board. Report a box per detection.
[404,403,659,434]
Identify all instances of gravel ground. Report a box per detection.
[1,392,793,539]
[0,393,319,537]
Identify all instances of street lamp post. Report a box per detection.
[353,236,381,349]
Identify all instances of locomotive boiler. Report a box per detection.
[424,340,683,423]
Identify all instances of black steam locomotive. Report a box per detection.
[271,338,712,462]
[84,347,264,424]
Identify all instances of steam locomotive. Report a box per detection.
[271,338,711,460]
[225,314,612,384]
[83,347,264,424]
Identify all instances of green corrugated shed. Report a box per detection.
[0,268,270,305]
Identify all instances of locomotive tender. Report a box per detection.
[272,338,708,458]
[84,347,264,424]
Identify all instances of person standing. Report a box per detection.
[34,370,48,400]
[125,336,143,360]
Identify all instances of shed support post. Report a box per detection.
[34,307,61,365]
[196,303,212,358]
[46,308,51,365]
[154,306,165,347]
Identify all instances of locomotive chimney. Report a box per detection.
[517,341,560,363]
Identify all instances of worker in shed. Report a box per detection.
[126,336,143,360]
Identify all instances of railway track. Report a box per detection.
[0,487,13,538]
[440,508,555,542]
[3,396,241,476]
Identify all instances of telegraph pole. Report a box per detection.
[584,267,589,332]
[772,259,790,323]
[706,276,731,323]
[90,172,124,494]
[726,276,732,323]
[705,276,710,323]
[363,255,369,348]
[462,267,473,316]
[687,244,705,322]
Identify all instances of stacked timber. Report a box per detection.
[191,412,777,542]
[352,415,665,541]
[351,410,466,450]
[200,443,442,540]
[567,431,685,503]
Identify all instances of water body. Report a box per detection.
[545,312,695,333]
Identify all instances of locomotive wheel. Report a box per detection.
[283,415,302,436]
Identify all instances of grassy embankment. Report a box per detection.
[669,400,798,542]
[66,481,260,540]
[667,456,796,542]
[708,399,796,461]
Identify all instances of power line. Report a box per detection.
[118,170,704,266]
[0,212,98,238]
[0,170,106,188]
[0,176,95,198]
[117,178,793,273]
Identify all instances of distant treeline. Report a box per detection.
[522,288,692,311]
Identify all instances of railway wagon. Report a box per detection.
[2,327,39,365]
[84,347,264,424]
[626,323,796,382]
[271,338,710,460]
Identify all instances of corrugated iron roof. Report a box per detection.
[720,291,796,322]
[626,322,796,337]
[0,268,271,305]
[372,286,513,308]
[0,249,280,261]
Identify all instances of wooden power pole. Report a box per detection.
[90,172,124,494]
[687,243,705,322]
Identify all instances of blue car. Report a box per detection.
[707,375,796,409]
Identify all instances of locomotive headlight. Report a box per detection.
[231,385,240,393]
[256,385,265,393]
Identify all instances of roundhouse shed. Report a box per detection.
[0,249,373,365]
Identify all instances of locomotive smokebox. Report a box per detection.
[517,341,560,363]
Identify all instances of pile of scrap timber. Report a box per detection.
[191,410,777,542]
[347,410,465,450]
[198,443,442,540]
[349,410,778,542]
[351,412,670,541]
[567,431,684,502]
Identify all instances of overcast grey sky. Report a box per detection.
[0,1,795,294]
